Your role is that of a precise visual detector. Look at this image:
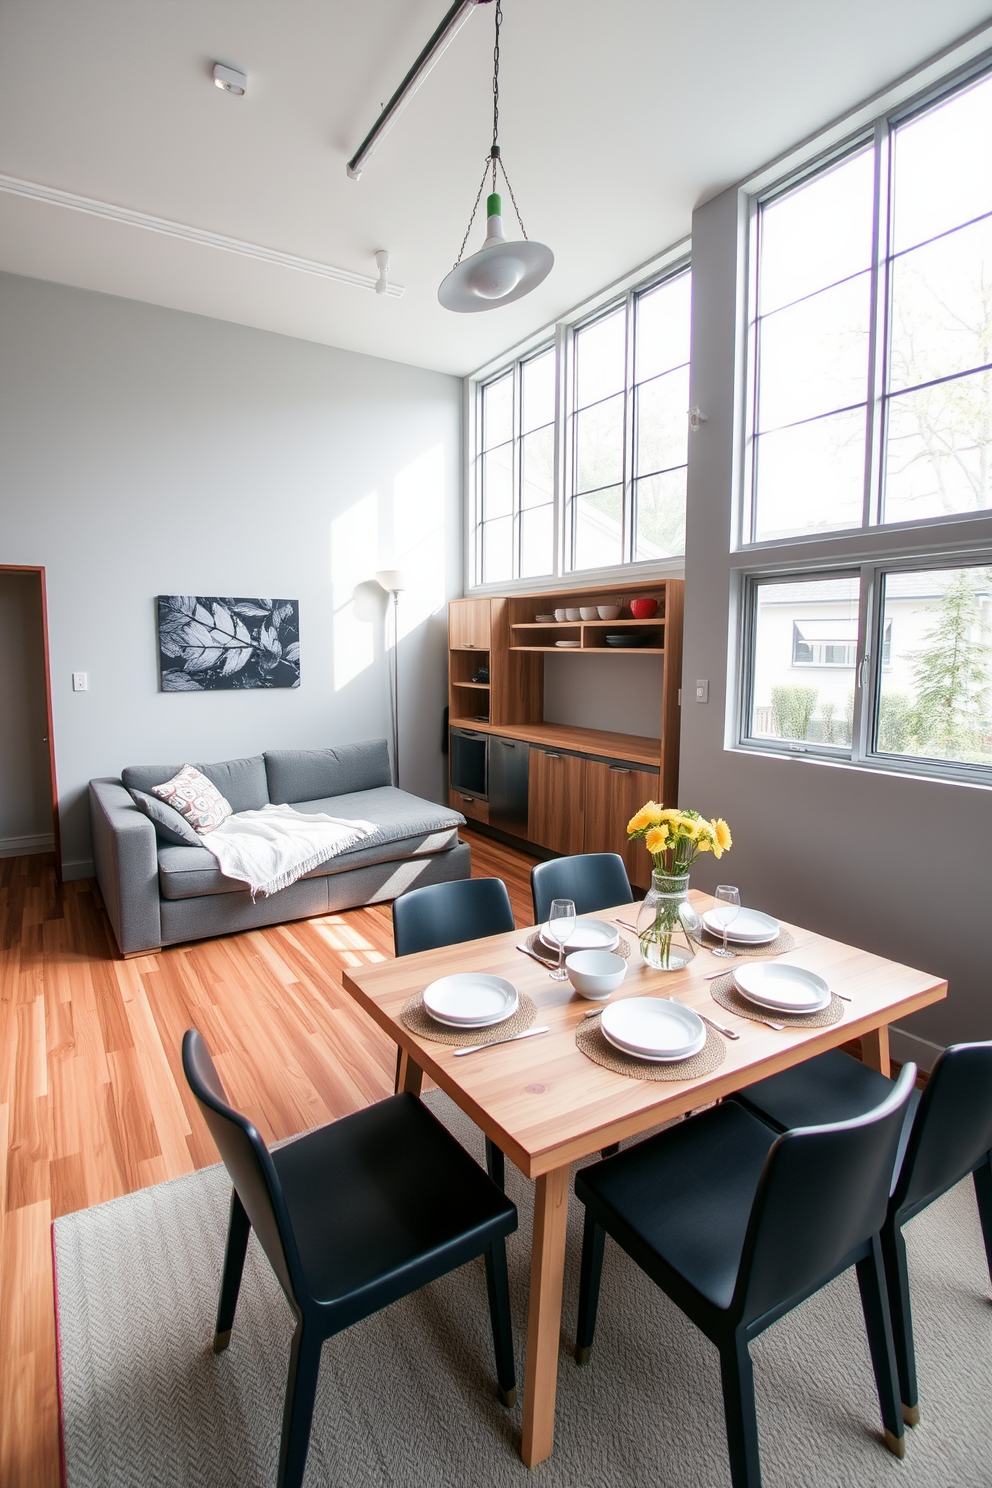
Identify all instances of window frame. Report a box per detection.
[737,550,992,787]
[741,55,992,554]
[467,251,692,592]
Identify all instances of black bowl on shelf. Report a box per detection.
[605,633,648,647]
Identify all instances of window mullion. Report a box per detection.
[864,119,891,530]
[850,563,876,763]
[624,288,636,563]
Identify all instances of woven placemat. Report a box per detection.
[525,929,632,962]
[696,928,795,958]
[400,991,537,1047]
[709,973,844,1028]
[575,1018,726,1081]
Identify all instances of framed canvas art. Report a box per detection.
[158,596,300,690]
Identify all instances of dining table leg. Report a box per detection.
[395,1046,425,1096]
[521,1164,570,1467]
[861,1024,891,1078]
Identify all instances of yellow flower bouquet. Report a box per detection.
[627,802,733,969]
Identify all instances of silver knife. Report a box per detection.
[454,1025,550,1057]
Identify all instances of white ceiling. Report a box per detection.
[1,0,990,376]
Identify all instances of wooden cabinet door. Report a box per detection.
[528,749,584,856]
[449,599,491,650]
[583,760,660,890]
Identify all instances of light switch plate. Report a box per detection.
[72,672,88,692]
[695,679,709,703]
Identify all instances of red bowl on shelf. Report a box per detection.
[629,597,659,619]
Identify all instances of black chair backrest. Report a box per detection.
[734,1062,917,1324]
[531,853,633,926]
[182,1029,304,1306]
[392,877,515,957]
[892,1041,992,1213]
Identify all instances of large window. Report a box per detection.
[749,68,992,543]
[472,263,690,586]
[743,560,992,780]
[476,346,556,585]
[569,271,691,571]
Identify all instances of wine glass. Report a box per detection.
[710,886,741,958]
[546,899,576,981]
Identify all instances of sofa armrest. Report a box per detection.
[89,778,162,956]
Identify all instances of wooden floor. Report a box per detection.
[0,827,540,1488]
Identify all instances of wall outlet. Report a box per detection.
[72,672,88,692]
[695,679,709,703]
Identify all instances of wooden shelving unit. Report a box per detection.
[447,579,684,888]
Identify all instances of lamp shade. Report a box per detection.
[439,194,553,313]
[375,569,405,593]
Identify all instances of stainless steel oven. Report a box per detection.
[450,726,489,800]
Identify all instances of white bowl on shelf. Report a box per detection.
[566,950,627,999]
[554,609,567,621]
[579,607,599,620]
[566,608,581,621]
[597,605,622,620]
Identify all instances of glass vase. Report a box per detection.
[635,870,701,971]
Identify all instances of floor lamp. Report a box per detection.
[375,570,404,786]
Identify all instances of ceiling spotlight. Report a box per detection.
[374,250,390,296]
[438,2,552,313]
[213,63,246,96]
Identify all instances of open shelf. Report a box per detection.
[451,680,490,689]
[448,717,662,767]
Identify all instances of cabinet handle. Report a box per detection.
[545,752,562,759]
[463,642,475,648]
[609,766,631,774]
[499,740,515,748]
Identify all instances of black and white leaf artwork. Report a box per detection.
[158,596,301,691]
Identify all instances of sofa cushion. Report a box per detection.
[151,764,232,835]
[129,788,203,847]
[157,788,465,901]
[264,741,391,805]
[122,755,269,813]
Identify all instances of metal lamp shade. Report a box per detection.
[438,194,553,312]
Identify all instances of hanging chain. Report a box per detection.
[492,0,501,151]
[451,0,529,266]
[454,159,492,267]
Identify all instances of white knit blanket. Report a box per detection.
[199,803,375,897]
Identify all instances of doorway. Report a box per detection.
[0,566,60,878]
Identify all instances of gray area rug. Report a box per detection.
[54,1092,992,1488]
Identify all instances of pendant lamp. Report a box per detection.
[438,1,553,312]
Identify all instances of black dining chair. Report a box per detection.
[573,1062,917,1488]
[391,876,516,1187]
[531,852,633,927]
[392,876,515,958]
[182,1029,518,1488]
[733,1039,992,1427]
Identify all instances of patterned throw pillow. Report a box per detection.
[151,765,232,835]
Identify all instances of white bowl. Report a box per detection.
[565,608,581,621]
[597,605,622,620]
[566,950,627,999]
[554,609,567,621]
[579,607,599,620]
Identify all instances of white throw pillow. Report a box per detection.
[151,764,232,836]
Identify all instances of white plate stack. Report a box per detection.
[599,998,706,1063]
[731,963,831,1014]
[422,974,519,1028]
[539,918,620,955]
[702,907,780,945]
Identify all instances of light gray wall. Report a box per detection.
[679,185,992,1060]
[0,570,53,851]
[0,272,463,876]
[543,653,666,741]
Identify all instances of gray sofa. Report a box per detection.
[89,740,469,957]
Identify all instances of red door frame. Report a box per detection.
[0,565,61,881]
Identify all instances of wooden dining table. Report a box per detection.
[340,893,946,1468]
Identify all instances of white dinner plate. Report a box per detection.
[539,918,620,954]
[702,907,780,944]
[422,974,519,1028]
[600,997,706,1061]
[732,963,830,1013]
